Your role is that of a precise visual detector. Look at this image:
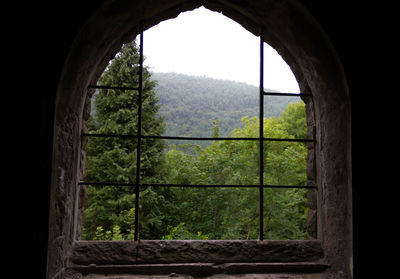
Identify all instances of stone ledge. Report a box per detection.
[71,240,324,265]
[82,275,329,279]
[70,262,329,277]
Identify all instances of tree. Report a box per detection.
[82,40,167,240]
[161,101,309,240]
[82,49,309,242]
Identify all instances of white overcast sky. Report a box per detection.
[143,7,299,93]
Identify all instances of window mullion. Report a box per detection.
[81,133,315,143]
[134,22,144,242]
[80,22,317,242]
[259,25,264,241]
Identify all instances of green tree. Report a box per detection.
[82,40,168,240]
[160,101,308,240]
[279,101,308,139]
[83,52,309,242]
[225,101,308,239]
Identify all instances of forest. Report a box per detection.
[82,41,309,241]
[151,72,300,139]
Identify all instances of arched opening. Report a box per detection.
[80,6,311,243]
[49,0,352,278]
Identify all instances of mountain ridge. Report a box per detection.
[151,72,300,138]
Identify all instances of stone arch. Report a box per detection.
[49,0,352,278]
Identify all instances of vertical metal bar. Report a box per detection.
[259,26,264,241]
[134,22,144,241]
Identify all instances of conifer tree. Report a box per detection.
[82,41,167,240]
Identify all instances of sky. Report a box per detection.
[143,7,299,93]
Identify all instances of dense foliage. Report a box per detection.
[152,72,300,140]
[82,41,309,240]
[83,41,169,240]
[159,107,308,240]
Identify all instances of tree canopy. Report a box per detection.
[82,41,309,241]
[151,72,300,140]
[83,41,168,240]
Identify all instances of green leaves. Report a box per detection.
[82,41,166,240]
[162,223,209,240]
[81,40,309,240]
[158,101,308,239]
[152,72,299,141]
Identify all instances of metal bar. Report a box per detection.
[88,85,140,91]
[82,135,316,143]
[134,23,144,241]
[144,135,315,143]
[81,133,137,138]
[143,135,257,141]
[78,181,318,189]
[81,133,258,141]
[263,91,312,97]
[78,181,136,187]
[146,183,258,188]
[259,26,264,241]
[145,183,318,189]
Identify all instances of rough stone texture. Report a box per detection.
[71,240,324,265]
[301,90,317,239]
[49,0,352,278]
[82,274,328,279]
[51,268,83,279]
[71,263,328,278]
[48,108,82,277]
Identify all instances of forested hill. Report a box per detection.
[151,72,300,138]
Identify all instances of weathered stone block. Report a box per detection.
[71,240,324,265]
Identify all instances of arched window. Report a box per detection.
[79,8,315,243]
[48,1,352,278]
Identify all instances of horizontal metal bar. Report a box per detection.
[144,135,259,141]
[147,183,258,188]
[78,181,136,187]
[78,181,317,189]
[82,133,137,138]
[81,133,315,143]
[81,133,257,140]
[146,183,317,189]
[81,133,258,141]
[263,91,312,97]
[88,85,140,91]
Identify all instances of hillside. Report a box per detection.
[151,72,300,138]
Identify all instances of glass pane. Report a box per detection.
[263,141,307,186]
[263,94,303,119]
[84,136,137,184]
[139,186,258,240]
[81,136,138,241]
[145,139,259,186]
[139,137,260,240]
[144,7,260,140]
[151,74,260,139]
[82,184,137,240]
[262,187,309,240]
[263,42,300,94]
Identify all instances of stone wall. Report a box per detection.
[69,241,328,277]
[48,0,352,278]
[71,240,324,265]
[303,93,317,239]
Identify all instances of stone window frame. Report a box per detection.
[78,21,316,243]
[47,1,352,278]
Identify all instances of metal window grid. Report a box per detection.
[80,23,316,241]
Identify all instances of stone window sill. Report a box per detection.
[70,240,328,276]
